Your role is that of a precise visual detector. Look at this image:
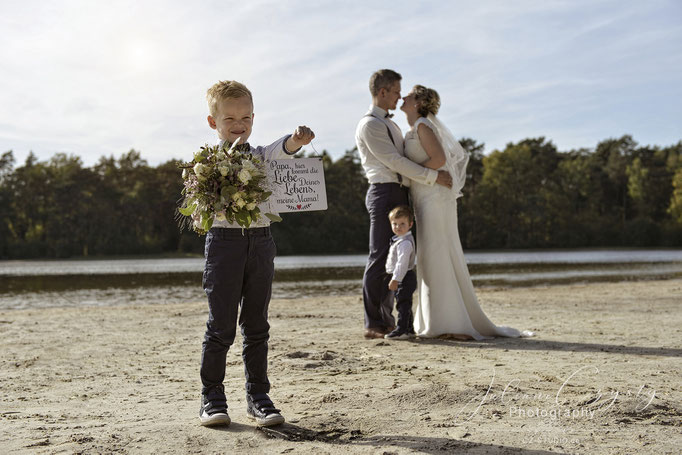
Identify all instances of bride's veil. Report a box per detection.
[426,113,469,199]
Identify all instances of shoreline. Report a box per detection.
[1,279,680,454]
[1,246,681,263]
[3,273,682,313]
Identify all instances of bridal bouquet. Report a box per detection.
[177,139,280,234]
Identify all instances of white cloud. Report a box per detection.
[0,0,680,168]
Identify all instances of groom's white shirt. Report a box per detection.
[355,105,437,186]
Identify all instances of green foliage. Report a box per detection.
[0,134,681,259]
[668,167,682,224]
[457,135,682,248]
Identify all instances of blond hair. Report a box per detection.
[206,80,253,117]
[369,69,402,97]
[388,205,414,223]
[412,85,440,117]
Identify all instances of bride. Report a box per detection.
[400,85,526,340]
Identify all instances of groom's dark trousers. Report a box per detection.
[363,182,409,329]
[200,226,274,396]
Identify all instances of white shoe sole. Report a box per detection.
[247,413,285,427]
[384,333,414,340]
[200,412,231,427]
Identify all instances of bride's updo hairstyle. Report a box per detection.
[413,85,440,117]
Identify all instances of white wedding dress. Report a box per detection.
[406,117,522,340]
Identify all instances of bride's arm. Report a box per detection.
[417,123,446,169]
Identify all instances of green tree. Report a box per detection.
[0,151,16,258]
[668,167,682,224]
[458,138,486,248]
[473,138,559,247]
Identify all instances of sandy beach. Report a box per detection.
[1,279,680,454]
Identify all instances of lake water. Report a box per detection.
[1,249,681,310]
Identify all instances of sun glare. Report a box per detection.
[126,40,155,71]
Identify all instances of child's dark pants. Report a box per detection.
[200,226,275,397]
[392,269,417,330]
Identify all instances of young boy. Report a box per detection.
[384,205,417,340]
[199,80,314,427]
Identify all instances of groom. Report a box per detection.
[355,69,453,339]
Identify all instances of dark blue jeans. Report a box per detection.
[200,227,275,397]
[363,183,409,329]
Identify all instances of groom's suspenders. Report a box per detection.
[365,114,402,184]
[365,113,396,146]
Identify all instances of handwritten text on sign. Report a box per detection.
[267,158,328,213]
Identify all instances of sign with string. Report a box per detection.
[267,142,328,213]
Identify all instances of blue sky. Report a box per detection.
[1,0,680,167]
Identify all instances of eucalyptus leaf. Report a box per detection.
[178,205,196,216]
[201,213,213,232]
[265,213,282,223]
[235,211,249,227]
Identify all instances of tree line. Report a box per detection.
[1,134,681,259]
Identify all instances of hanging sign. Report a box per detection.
[267,157,328,212]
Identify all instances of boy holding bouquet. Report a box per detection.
[198,80,314,427]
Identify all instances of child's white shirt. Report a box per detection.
[385,231,416,282]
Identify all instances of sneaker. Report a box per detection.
[246,393,285,427]
[384,327,415,340]
[199,387,231,427]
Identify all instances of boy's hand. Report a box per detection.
[388,279,399,291]
[286,125,315,152]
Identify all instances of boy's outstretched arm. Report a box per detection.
[285,126,315,153]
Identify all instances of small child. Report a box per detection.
[384,205,417,340]
[199,80,314,427]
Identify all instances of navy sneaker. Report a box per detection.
[246,393,285,427]
[199,386,230,426]
[384,327,415,340]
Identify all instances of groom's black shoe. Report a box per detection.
[246,393,285,427]
[364,327,386,339]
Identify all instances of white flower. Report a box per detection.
[243,160,262,178]
[219,166,229,177]
[232,191,245,201]
[238,168,252,184]
[235,198,246,209]
[216,151,227,161]
[242,159,256,171]
[246,202,256,211]
[215,211,227,222]
[182,169,189,179]
[193,163,207,179]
